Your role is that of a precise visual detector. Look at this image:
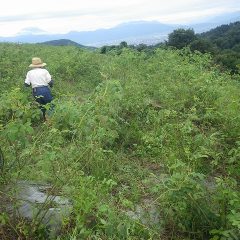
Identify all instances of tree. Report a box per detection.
[215,49,240,73]
[100,46,107,54]
[168,28,196,49]
[119,41,128,48]
[189,39,217,54]
[136,43,147,52]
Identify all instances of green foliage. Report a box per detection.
[201,22,240,50]
[157,170,218,238]
[166,22,240,73]
[189,38,218,54]
[215,49,240,73]
[0,43,240,239]
[167,28,196,49]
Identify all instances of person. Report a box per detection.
[24,57,54,121]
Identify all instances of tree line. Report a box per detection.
[100,21,240,73]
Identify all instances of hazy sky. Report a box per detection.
[0,0,239,36]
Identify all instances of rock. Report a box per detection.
[5,181,72,239]
[125,199,161,227]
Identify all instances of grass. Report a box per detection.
[0,43,240,239]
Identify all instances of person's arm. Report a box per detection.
[48,80,54,88]
[24,83,31,87]
[24,72,31,87]
[45,70,53,87]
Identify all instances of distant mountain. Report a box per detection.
[191,11,240,33]
[203,11,240,25]
[0,11,239,46]
[39,39,96,50]
[0,21,179,46]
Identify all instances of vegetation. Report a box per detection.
[168,28,196,49]
[101,21,240,73]
[166,22,240,73]
[0,42,240,239]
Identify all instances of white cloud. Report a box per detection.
[0,0,239,36]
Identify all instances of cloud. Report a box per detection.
[0,10,100,22]
[18,27,47,35]
[0,0,239,36]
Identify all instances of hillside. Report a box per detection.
[40,39,96,50]
[0,43,240,239]
[164,21,240,72]
[199,21,240,72]
[200,21,240,50]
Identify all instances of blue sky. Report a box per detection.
[0,0,239,36]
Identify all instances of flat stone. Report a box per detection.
[125,199,161,227]
[4,181,72,239]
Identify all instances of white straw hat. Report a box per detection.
[29,57,47,68]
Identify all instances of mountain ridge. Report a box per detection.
[0,11,239,46]
[0,21,178,46]
[39,39,96,50]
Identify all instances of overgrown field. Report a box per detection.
[0,43,240,239]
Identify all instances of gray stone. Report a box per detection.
[6,181,72,239]
[125,199,161,227]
